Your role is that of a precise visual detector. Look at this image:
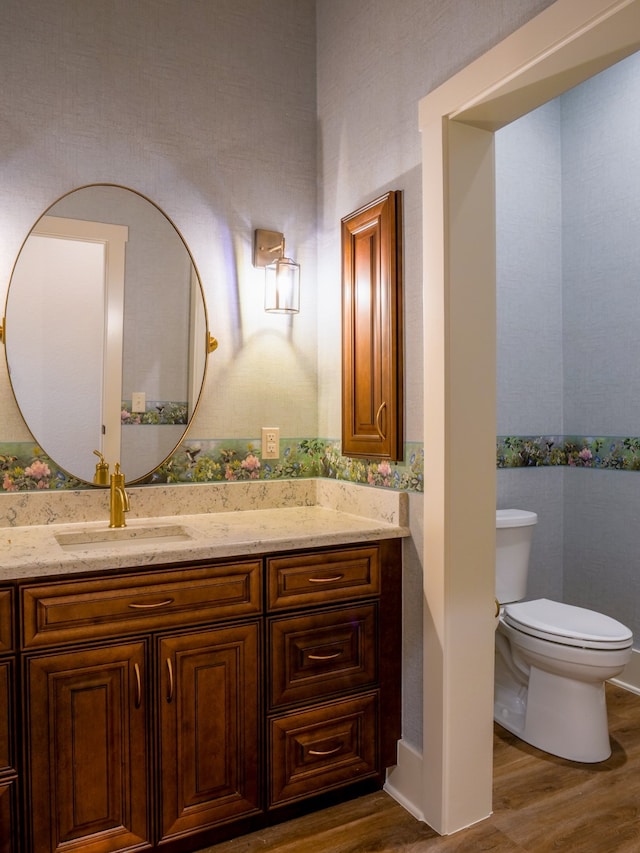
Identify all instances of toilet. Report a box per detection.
[495,508,633,762]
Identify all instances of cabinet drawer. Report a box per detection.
[267,546,380,611]
[269,604,377,709]
[21,560,261,648]
[269,692,379,807]
[0,590,13,654]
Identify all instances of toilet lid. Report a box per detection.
[504,598,633,650]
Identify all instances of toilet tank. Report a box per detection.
[495,509,538,604]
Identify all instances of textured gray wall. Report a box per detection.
[496,51,640,645]
[0,0,319,443]
[496,102,565,603]
[562,51,640,436]
[316,0,557,749]
[562,53,640,634]
[496,101,563,437]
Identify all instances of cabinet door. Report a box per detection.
[341,191,403,461]
[26,641,149,853]
[1,655,17,853]
[0,661,14,777]
[0,780,16,853]
[0,590,13,654]
[157,621,261,843]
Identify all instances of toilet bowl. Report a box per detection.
[495,510,633,763]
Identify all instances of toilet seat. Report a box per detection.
[503,598,632,650]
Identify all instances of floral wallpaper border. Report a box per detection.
[6,434,640,492]
[121,400,187,426]
[497,435,640,470]
[0,438,425,493]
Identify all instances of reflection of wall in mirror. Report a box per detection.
[53,187,191,407]
[9,235,105,478]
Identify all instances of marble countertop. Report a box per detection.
[0,480,410,581]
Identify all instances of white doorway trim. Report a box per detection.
[34,215,128,473]
[403,0,640,835]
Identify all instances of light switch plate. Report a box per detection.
[131,392,146,413]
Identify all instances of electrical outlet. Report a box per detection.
[131,392,146,413]
[261,426,280,459]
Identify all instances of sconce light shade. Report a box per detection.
[264,256,300,313]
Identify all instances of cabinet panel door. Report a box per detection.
[157,621,261,842]
[341,191,403,461]
[26,641,149,853]
[0,661,13,775]
[0,590,13,654]
[0,780,16,853]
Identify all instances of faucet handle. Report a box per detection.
[93,450,110,486]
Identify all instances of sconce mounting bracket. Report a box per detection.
[253,229,284,268]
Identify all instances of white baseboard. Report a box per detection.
[611,647,640,695]
[383,739,425,823]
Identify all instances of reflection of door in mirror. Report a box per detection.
[8,216,127,483]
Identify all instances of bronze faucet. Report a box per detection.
[109,463,130,528]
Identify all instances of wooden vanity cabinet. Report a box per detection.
[266,539,402,810]
[14,538,401,852]
[19,560,262,853]
[0,588,18,853]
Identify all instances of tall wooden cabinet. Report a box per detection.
[12,539,401,853]
[342,191,403,461]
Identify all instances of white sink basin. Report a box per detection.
[55,524,193,552]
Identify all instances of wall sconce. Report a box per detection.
[253,229,300,314]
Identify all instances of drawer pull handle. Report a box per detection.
[134,662,142,709]
[375,401,387,440]
[307,575,344,584]
[309,743,343,757]
[166,658,174,703]
[308,650,342,661]
[128,598,174,610]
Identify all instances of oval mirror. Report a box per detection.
[3,184,209,485]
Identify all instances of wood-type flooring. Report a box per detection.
[199,684,640,852]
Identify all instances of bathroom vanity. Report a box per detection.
[0,481,407,853]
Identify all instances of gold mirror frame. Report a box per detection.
[2,184,215,485]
